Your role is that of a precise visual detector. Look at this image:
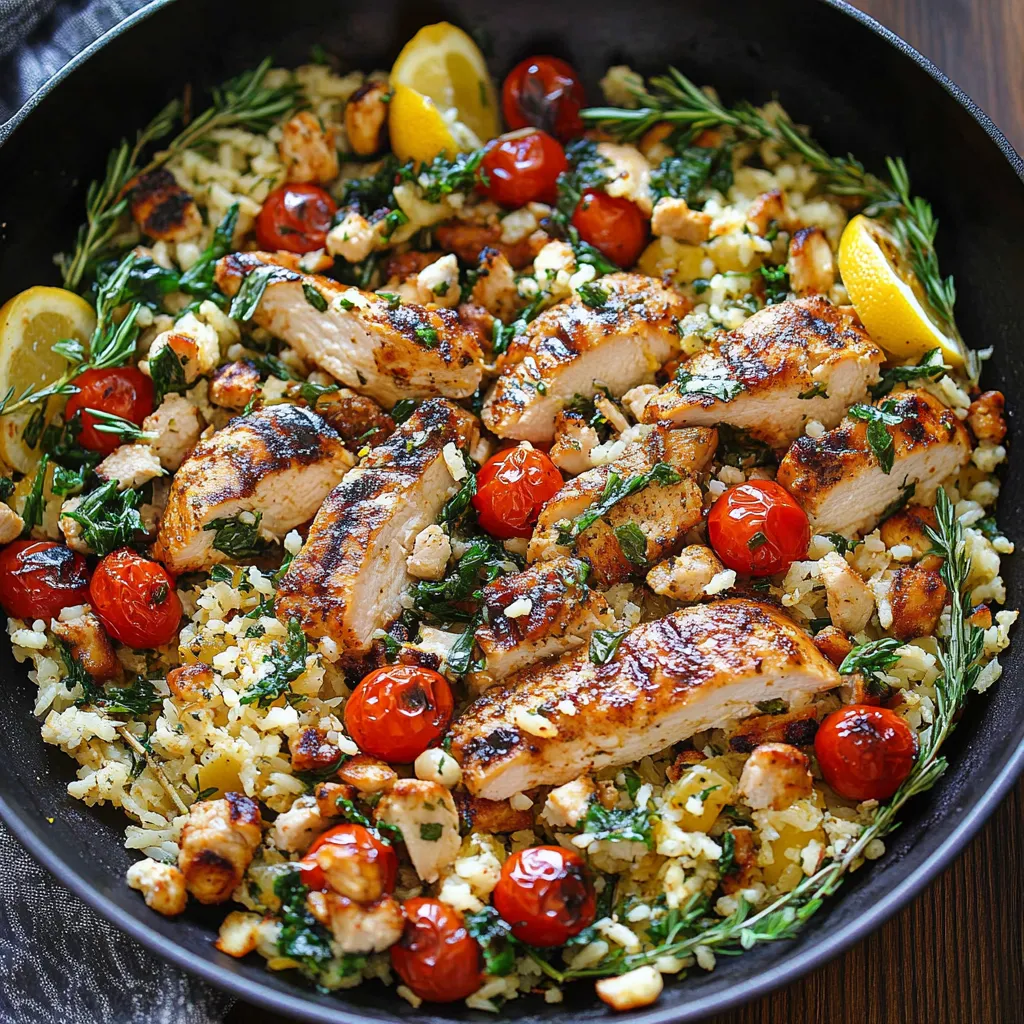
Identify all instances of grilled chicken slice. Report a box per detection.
[470,557,614,694]
[451,599,840,800]
[642,297,884,448]
[153,405,352,573]
[482,273,690,442]
[776,388,971,536]
[275,399,477,654]
[528,426,717,586]
[215,252,484,407]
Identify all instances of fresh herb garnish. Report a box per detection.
[848,400,904,474]
[577,281,609,308]
[63,479,145,554]
[240,618,310,707]
[674,368,744,402]
[391,399,417,424]
[179,203,239,301]
[649,143,733,206]
[582,799,653,849]
[798,381,829,400]
[838,637,902,690]
[589,628,629,666]
[613,522,648,567]
[755,698,788,715]
[273,869,336,977]
[759,263,790,305]
[204,511,264,559]
[228,265,279,321]
[301,281,328,312]
[870,347,950,399]
[419,822,443,841]
[83,408,157,445]
[825,533,861,555]
[466,906,517,976]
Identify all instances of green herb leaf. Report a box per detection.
[613,522,648,567]
[577,281,609,308]
[302,281,328,312]
[63,479,145,555]
[825,533,860,555]
[229,265,280,321]
[583,799,653,849]
[755,698,788,715]
[848,401,903,474]
[465,907,518,976]
[273,869,335,976]
[419,822,444,841]
[240,618,310,707]
[759,263,790,305]
[798,381,829,400]
[148,342,190,403]
[589,628,629,666]
[84,408,157,445]
[204,511,264,559]
[718,828,737,877]
[674,368,744,402]
[870,348,949,399]
[838,637,902,688]
[179,203,239,301]
[391,399,417,424]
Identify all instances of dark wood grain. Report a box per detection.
[229,3,1024,1022]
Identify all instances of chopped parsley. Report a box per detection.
[582,799,654,849]
[240,618,310,707]
[390,398,417,424]
[826,533,861,555]
[414,324,439,347]
[838,636,902,692]
[755,698,788,715]
[179,203,239,302]
[747,530,769,551]
[148,342,190,402]
[419,822,444,841]
[228,264,281,322]
[758,263,790,305]
[649,141,734,206]
[63,479,145,555]
[674,368,744,402]
[273,869,336,977]
[204,511,264,559]
[465,906,517,976]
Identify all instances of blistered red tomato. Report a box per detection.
[571,190,649,268]
[255,183,337,254]
[493,846,596,947]
[0,541,90,621]
[472,446,563,539]
[89,548,182,648]
[815,705,918,801]
[391,898,483,1002]
[502,55,586,142]
[298,823,398,894]
[344,664,453,763]
[64,367,155,455]
[707,480,810,576]
[480,129,568,207]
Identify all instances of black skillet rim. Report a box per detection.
[0,0,1022,1020]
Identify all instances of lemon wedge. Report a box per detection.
[0,286,96,473]
[838,214,964,368]
[389,22,498,162]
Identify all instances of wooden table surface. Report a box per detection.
[231,3,1024,1022]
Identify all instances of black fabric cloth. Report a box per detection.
[0,2,236,1021]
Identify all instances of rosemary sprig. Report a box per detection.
[535,489,982,982]
[60,59,300,290]
[581,68,977,380]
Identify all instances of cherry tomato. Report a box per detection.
[255,183,337,254]
[502,55,587,141]
[89,548,182,648]
[815,705,918,802]
[64,367,155,455]
[344,664,453,763]
[391,898,483,1002]
[472,446,563,539]
[493,845,596,947]
[707,480,810,577]
[298,823,398,894]
[571,190,649,268]
[479,129,568,208]
[0,541,90,621]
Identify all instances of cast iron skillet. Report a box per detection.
[0,0,1022,1019]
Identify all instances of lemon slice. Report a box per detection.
[389,22,499,161]
[0,286,96,473]
[838,214,964,367]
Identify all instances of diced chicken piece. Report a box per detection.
[436,222,542,269]
[95,443,163,490]
[596,142,654,214]
[415,747,463,788]
[338,754,397,794]
[777,388,972,536]
[215,252,484,406]
[314,781,358,819]
[595,394,630,434]
[52,609,119,681]
[344,81,390,157]
[306,834,392,902]
[967,390,1007,444]
[209,360,260,410]
[737,742,813,810]
[483,273,690,442]
[278,111,339,184]
[375,779,460,883]
[307,892,405,953]
[454,793,533,834]
[0,503,23,544]
[818,552,875,633]
[406,524,452,580]
[451,599,840,800]
[289,727,343,774]
[126,859,188,917]
[143,394,203,471]
[178,794,262,904]
[651,197,712,244]
[275,400,475,653]
[621,384,659,421]
[269,795,329,854]
[543,775,596,827]
[314,390,394,451]
[127,168,202,242]
[470,247,520,321]
[146,311,221,386]
[889,565,948,641]
[727,707,819,752]
[879,503,939,560]
[415,253,461,308]
[720,826,757,894]
[642,298,885,448]
[788,227,835,296]
[326,209,378,263]
[153,405,353,573]
[215,911,263,957]
[646,545,726,601]
[812,625,853,667]
[471,557,614,692]
[745,189,791,237]
[167,663,215,702]
[457,302,495,352]
[550,409,600,476]
[528,426,716,586]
